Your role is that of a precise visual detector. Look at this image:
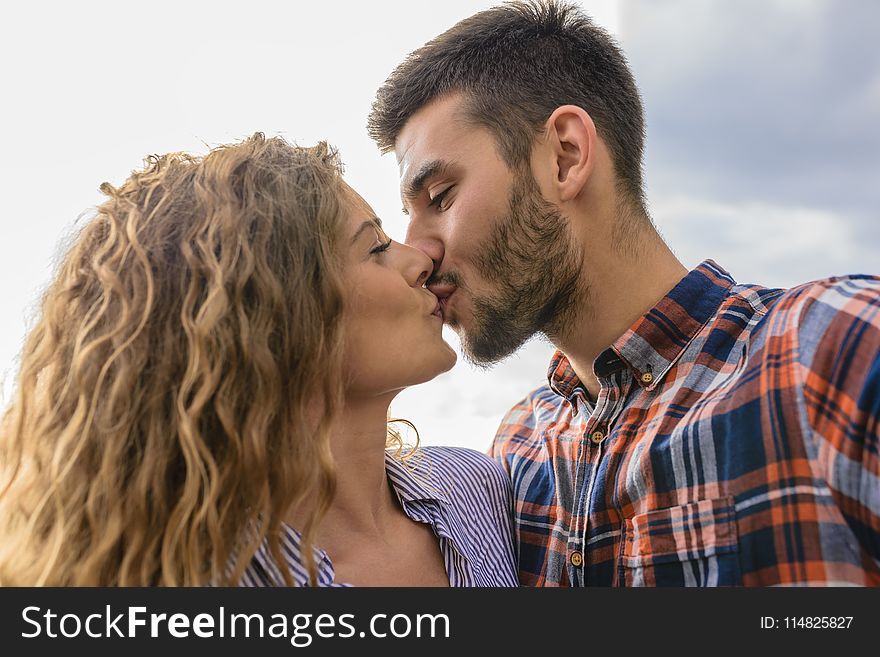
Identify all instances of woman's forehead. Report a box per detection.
[339,181,371,213]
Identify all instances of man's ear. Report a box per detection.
[544,105,597,202]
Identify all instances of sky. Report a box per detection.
[1,0,877,453]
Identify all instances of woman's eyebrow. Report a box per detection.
[350,217,383,244]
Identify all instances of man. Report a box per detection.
[368,0,880,586]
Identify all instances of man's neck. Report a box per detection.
[550,230,688,399]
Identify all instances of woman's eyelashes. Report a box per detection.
[370,236,393,256]
[428,186,453,212]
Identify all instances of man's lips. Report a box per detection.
[439,291,454,315]
[427,281,456,297]
[428,282,456,298]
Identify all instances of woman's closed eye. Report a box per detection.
[370,237,393,256]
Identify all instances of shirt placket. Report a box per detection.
[567,366,626,586]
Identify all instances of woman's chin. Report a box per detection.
[440,342,458,371]
[416,349,458,385]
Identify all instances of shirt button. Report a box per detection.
[640,372,654,384]
[590,430,605,444]
[570,551,583,567]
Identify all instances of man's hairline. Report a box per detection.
[391,91,651,238]
[392,88,539,184]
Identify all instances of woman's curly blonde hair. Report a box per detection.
[0,133,347,586]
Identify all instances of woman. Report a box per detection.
[0,133,517,587]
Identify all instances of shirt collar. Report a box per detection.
[548,260,736,398]
[257,450,449,587]
[250,523,338,587]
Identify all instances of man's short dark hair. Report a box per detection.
[368,0,647,213]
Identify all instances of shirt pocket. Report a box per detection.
[620,496,742,586]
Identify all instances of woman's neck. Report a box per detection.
[288,393,402,541]
[285,393,449,587]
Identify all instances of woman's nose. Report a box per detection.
[405,235,444,277]
[398,242,433,287]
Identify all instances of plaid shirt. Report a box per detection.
[490,260,880,586]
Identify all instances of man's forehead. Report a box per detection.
[395,93,471,173]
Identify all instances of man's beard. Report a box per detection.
[453,170,585,366]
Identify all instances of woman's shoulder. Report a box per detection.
[413,445,511,494]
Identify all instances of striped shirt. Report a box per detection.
[490,260,880,586]
[238,446,519,586]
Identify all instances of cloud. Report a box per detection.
[652,194,876,287]
[621,0,880,216]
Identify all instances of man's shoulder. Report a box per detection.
[496,383,562,434]
[782,272,878,303]
[489,382,563,461]
[749,274,880,385]
[763,273,880,339]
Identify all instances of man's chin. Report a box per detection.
[449,300,536,366]
[458,329,527,369]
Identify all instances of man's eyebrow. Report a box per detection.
[401,160,450,205]
[350,217,383,244]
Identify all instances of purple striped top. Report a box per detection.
[237,446,519,587]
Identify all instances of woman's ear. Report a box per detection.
[544,105,597,202]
